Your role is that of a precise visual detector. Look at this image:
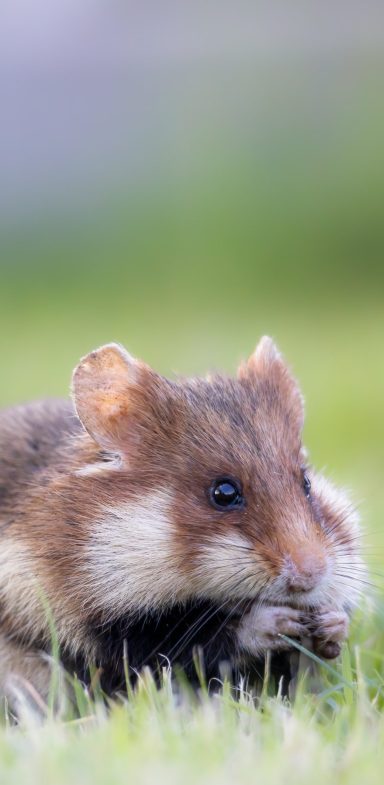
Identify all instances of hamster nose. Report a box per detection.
[284,553,325,593]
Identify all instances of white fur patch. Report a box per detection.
[74,457,122,478]
[82,490,189,617]
[311,473,366,610]
[0,539,48,640]
[0,632,54,714]
[194,532,265,603]
[312,473,360,535]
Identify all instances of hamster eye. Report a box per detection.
[303,473,311,498]
[209,478,244,510]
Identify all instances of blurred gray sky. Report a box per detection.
[1,0,383,226]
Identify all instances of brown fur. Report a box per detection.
[0,337,364,705]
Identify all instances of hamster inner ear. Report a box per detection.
[71,342,150,452]
[238,335,305,431]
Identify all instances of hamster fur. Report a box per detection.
[0,337,364,708]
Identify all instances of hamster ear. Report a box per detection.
[243,335,282,375]
[238,336,305,430]
[72,343,153,452]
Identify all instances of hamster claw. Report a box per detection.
[313,639,341,659]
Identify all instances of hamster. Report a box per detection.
[0,337,364,707]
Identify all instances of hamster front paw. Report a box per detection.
[310,608,349,659]
[236,604,310,657]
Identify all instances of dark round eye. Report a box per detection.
[209,478,244,510]
[303,473,311,498]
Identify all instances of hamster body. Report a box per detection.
[0,338,364,706]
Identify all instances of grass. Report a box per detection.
[2,638,384,785]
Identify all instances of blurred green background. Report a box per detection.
[1,3,383,571]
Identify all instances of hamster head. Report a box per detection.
[71,338,364,617]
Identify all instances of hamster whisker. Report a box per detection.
[166,574,257,661]
[325,526,362,544]
[333,561,383,578]
[334,572,377,591]
[200,594,261,660]
[143,603,229,664]
[324,518,360,541]
[181,580,265,671]
[331,545,382,557]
